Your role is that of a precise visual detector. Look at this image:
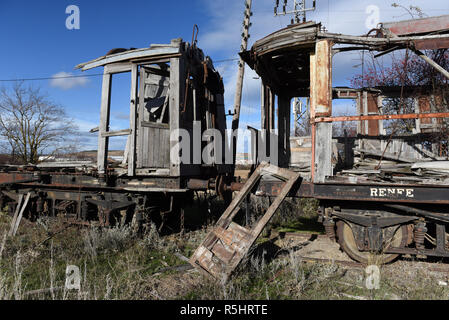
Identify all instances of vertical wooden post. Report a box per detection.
[261,83,266,130]
[98,71,112,175]
[128,64,138,177]
[310,51,316,181]
[310,40,333,183]
[136,66,146,169]
[169,52,185,177]
[277,95,291,168]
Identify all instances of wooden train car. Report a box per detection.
[0,38,235,232]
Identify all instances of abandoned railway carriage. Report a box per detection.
[0,38,234,232]
[235,16,449,265]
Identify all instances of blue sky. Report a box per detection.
[1,0,448,152]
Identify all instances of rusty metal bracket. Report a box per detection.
[189,162,302,280]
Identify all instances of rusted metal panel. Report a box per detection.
[0,173,36,185]
[382,15,449,36]
[189,162,302,280]
[367,93,380,136]
[313,40,332,117]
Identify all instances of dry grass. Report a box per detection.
[1,202,449,300]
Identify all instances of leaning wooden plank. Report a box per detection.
[189,163,302,280]
[227,168,301,274]
[8,193,23,237]
[12,192,31,237]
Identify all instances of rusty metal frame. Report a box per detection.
[189,162,302,279]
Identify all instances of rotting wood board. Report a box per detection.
[189,162,302,280]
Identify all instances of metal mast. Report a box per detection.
[274,0,316,24]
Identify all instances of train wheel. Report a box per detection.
[336,220,409,264]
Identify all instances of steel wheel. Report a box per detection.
[336,220,409,264]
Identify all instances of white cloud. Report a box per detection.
[50,72,89,90]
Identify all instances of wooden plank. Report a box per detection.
[355,148,416,163]
[141,121,169,129]
[277,95,291,168]
[77,47,180,71]
[311,40,333,183]
[136,67,146,169]
[104,62,132,74]
[12,193,31,237]
[314,122,333,183]
[169,55,184,176]
[382,15,449,36]
[189,163,302,279]
[101,129,131,137]
[98,72,112,174]
[153,128,161,167]
[122,136,130,165]
[314,40,332,117]
[8,194,23,237]
[128,64,138,177]
[147,127,155,168]
[161,129,170,168]
[413,48,449,80]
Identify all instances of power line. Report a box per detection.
[0,59,241,82]
[0,73,103,82]
[214,58,240,63]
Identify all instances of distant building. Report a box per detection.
[236,153,251,165]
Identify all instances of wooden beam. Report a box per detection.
[101,129,131,137]
[8,194,23,236]
[104,62,132,74]
[311,40,333,183]
[382,15,449,36]
[141,121,169,129]
[169,54,184,177]
[277,95,291,168]
[412,48,449,80]
[128,64,138,177]
[11,193,31,237]
[314,40,332,116]
[136,66,146,169]
[98,72,112,174]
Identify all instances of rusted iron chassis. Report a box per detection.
[257,179,449,259]
[0,168,232,230]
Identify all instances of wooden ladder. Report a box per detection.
[189,162,302,280]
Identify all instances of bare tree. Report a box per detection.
[0,82,79,164]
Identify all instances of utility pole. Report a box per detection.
[231,0,252,168]
[274,0,316,24]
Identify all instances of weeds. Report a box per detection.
[0,206,448,300]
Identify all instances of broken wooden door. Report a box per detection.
[189,162,302,280]
[137,64,171,170]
